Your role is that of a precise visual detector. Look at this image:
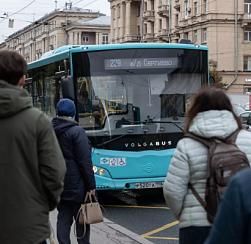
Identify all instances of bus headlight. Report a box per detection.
[99,169,105,175]
[93,166,97,173]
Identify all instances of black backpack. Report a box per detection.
[185,129,250,223]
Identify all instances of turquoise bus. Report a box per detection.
[26,43,209,190]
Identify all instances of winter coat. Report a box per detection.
[204,168,251,244]
[163,110,251,229]
[0,80,66,244]
[52,117,96,203]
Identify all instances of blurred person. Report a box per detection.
[163,86,251,244]
[0,50,66,244]
[52,99,96,244]
[78,90,91,114]
[204,167,251,244]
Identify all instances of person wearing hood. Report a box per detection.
[0,50,66,244]
[52,99,96,244]
[163,87,251,244]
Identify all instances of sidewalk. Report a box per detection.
[50,210,154,244]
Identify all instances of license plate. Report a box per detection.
[135,181,164,189]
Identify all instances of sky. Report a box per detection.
[0,0,110,43]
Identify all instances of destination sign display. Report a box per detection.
[104,58,179,70]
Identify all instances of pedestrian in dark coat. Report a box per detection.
[0,50,66,244]
[52,99,96,244]
[204,168,251,244]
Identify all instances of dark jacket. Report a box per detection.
[204,168,251,244]
[0,80,66,244]
[52,117,96,203]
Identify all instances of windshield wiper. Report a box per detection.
[97,134,128,147]
[129,121,184,132]
[154,121,184,132]
[97,121,183,148]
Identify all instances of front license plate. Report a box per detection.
[135,181,164,189]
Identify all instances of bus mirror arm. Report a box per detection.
[55,71,67,79]
[64,59,70,76]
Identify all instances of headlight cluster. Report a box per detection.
[93,166,105,175]
[98,169,105,175]
[93,166,97,173]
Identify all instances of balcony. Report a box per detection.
[243,13,251,25]
[171,32,180,40]
[143,10,155,22]
[157,29,169,41]
[173,26,181,33]
[16,42,23,48]
[42,31,49,39]
[174,0,180,11]
[157,29,169,37]
[157,5,169,17]
[124,35,141,43]
[143,33,155,41]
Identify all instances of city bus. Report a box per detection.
[25,43,209,191]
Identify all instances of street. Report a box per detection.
[98,189,179,244]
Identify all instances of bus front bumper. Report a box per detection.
[95,174,166,190]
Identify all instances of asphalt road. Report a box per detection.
[98,189,179,244]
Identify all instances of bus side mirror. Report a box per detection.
[61,76,75,100]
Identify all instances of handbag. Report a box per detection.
[74,192,104,239]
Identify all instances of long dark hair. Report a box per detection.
[184,86,242,133]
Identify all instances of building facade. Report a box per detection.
[109,0,251,93]
[0,7,110,63]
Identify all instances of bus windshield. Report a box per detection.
[73,48,208,149]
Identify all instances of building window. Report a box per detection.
[119,27,121,37]
[245,0,251,18]
[152,0,154,10]
[185,1,188,19]
[159,19,162,29]
[244,28,251,41]
[194,2,198,15]
[138,5,141,16]
[138,26,140,34]
[176,14,179,26]
[118,6,121,18]
[83,34,89,43]
[102,34,109,44]
[203,28,207,42]
[145,2,147,11]
[145,24,147,34]
[203,0,207,13]
[244,57,251,71]
[194,30,198,43]
[160,0,162,6]
[113,8,116,19]
[184,32,188,39]
[152,22,154,33]
[114,29,116,39]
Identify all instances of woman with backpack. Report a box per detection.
[163,86,251,244]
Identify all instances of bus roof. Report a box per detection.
[28,43,208,69]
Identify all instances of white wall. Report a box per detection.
[227,94,250,107]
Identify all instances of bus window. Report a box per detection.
[27,59,66,118]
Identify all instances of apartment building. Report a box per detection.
[109,0,251,93]
[0,7,110,62]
